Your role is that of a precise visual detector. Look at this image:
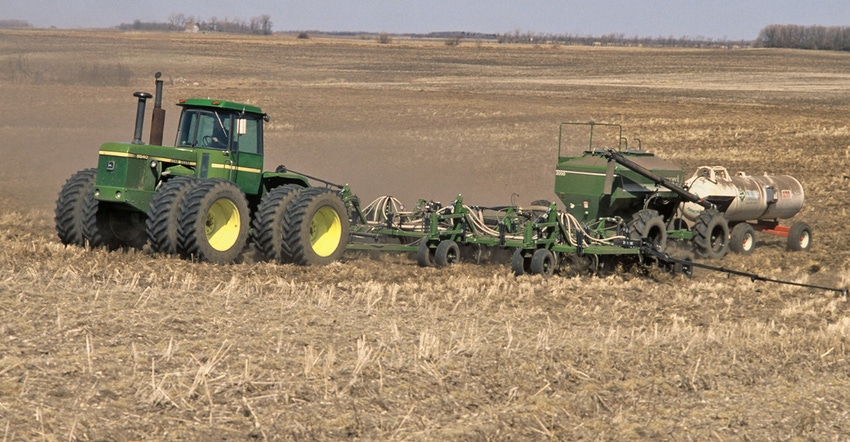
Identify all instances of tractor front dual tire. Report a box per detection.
[55,168,97,247]
[282,187,350,266]
[82,200,147,250]
[177,179,250,264]
[146,176,200,254]
[251,184,305,263]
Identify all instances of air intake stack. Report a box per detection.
[131,91,153,145]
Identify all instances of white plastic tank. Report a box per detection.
[682,166,804,222]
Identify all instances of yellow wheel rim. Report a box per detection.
[310,206,342,257]
[205,198,241,251]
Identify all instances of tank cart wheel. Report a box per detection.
[146,176,201,254]
[787,222,812,252]
[177,179,250,263]
[729,223,756,255]
[417,241,435,267]
[55,168,97,247]
[511,249,531,276]
[434,239,461,267]
[251,184,305,263]
[283,187,350,266]
[629,209,668,252]
[691,209,729,259]
[530,248,557,278]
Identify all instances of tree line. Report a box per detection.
[494,30,749,48]
[0,19,32,28]
[755,24,850,51]
[118,13,273,35]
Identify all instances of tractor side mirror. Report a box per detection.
[236,118,248,135]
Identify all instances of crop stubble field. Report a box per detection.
[2,30,850,440]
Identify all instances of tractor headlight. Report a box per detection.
[150,160,158,169]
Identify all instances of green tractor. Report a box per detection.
[55,73,349,265]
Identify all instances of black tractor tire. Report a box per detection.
[787,222,812,252]
[417,241,434,267]
[511,249,530,276]
[691,209,729,259]
[729,223,756,255]
[434,240,461,267]
[146,176,201,254]
[530,248,557,278]
[629,209,668,253]
[177,179,250,264]
[82,199,147,250]
[55,168,97,247]
[282,187,350,266]
[251,184,305,262]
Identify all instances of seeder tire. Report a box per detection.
[55,168,97,247]
[530,248,556,278]
[417,241,435,267]
[146,176,200,254]
[434,240,461,267]
[729,223,756,255]
[691,209,729,259]
[283,187,350,266]
[251,184,305,262]
[787,222,812,252]
[511,249,530,276]
[177,179,250,264]
[629,209,667,252]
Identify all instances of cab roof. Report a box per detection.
[177,98,264,116]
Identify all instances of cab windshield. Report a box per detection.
[175,109,263,155]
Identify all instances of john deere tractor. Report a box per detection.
[55,73,349,265]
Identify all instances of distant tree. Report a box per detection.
[756,24,850,51]
[0,19,32,28]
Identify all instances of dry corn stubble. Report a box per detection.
[1,30,850,440]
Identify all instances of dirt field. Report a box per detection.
[2,29,850,440]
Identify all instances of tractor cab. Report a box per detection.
[175,98,266,155]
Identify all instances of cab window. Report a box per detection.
[175,110,231,149]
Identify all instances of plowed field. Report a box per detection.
[2,29,850,440]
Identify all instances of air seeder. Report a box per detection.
[57,74,835,293]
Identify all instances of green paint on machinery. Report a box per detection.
[55,73,348,265]
[56,73,842,294]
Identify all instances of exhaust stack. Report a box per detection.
[132,91,153,145]
[149,72,165,145]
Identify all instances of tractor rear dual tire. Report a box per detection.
[177,179,250,264]
[281,187,350,266]
[251,184,306,263]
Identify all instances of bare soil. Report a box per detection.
[2,29,850,440]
